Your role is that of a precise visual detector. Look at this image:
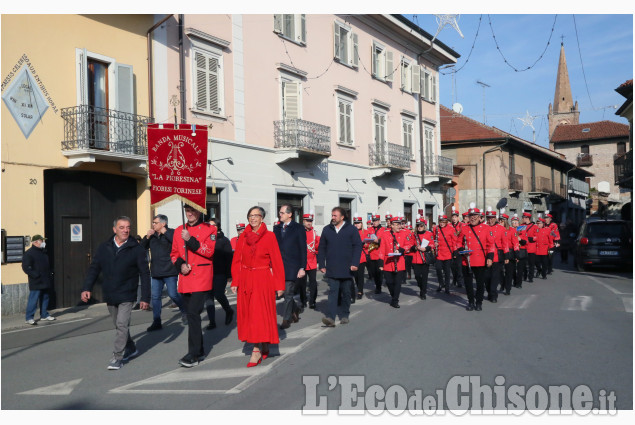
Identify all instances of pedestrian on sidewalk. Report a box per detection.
[81,217,151,370]
[22,234,55,325]
[141,215,186,331]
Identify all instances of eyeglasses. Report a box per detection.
[248,214,262,219]
[152,221,161,225]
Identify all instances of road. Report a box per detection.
[1,260,632,413]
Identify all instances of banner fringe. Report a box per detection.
[151,194,207,214]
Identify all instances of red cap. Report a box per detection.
[372,215,381,220]
[522,212,532,218]
[366,220,372,225]
[353,216,363,223]
[438,214,448,221]
[236,223,246,229]
[451,209,459,216]
[302,213,314,221]
[468,207,481,215]
[485,210,497,218]
[462,212,469,217]
[538,217,546,223]
[416,216,427,225]
[546,213,553,219]
[385,214,393,220]
[500,213,509,220]
[390,216,401,223]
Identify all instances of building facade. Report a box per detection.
[1,15,155,314]
[440,105,592,225]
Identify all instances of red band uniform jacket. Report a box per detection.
[411,231,435,265]
[305,227,320,271]
[523,223,539,254]
[535,227,555,255]
[378,230,414,272]
[171,222,217,293]
[489,223,510,262]
[435,225,458,261]
[367,226,386,261]
[505,227,520,259]
[458,223,496,267]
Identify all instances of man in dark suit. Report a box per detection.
[274,204,307,330]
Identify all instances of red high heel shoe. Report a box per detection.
[247,350,262,368]
[262,350,269,360]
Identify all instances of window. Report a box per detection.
[192,48,223,115]
[617,142,626,155]
[373,109,387,148]
[333,21,358,68]
[339,197,355,221]
[424,125,434,157]
[421,69,437,102]
[581,145,590,154]
[400,58,420,94]
[281,78,301,120]
[372,42,394,82]
[337,96,354,145]
[402,118,414,156]
[273,14,306,45]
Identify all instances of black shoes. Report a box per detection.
[374,288,382,294]
[357,293,363,300]
[147,320,162,332]
[475,303,483,311]
[390,301,400,308]
[419,291,426,300]
[445,289,451,295]
[225,308,234,325]
[504,291,510,295]
[436,287,442,292]
[178,354,199,368]
[308,303,316,309]
[206,322,217,330]
[280,320,291,330]
[466,302,475,311]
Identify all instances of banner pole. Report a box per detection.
[181,200,188,264]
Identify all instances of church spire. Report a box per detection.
[553,43,574,113]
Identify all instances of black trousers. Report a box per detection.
[435,259,452,290]
[298,271,308,307]
[463,265,487,305]
[503,260,515,293]
[547,249,554,273]
[514,257,524,287]
[412,263,430,293]
[405,255,413,277]
[451,254,464,286]
[527,253,536,281]
[182,291,207,358]
[354,262,366,295]
[560,246,569,263]
[485,261,502,301]
[367,259,383,292]
[537,255,549,278]
[298,269,318,306]
[205,274,232,325]
[383,270,405,304]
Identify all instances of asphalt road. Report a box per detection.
[1,260,632,413]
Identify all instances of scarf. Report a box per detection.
[244,222,267,252]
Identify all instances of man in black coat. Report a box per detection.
[317,207,362,327]
[141,214,187,332]
[205,218,234,329]
[81,216,151,370]
[22,234,54,325]
[274,204,307,330]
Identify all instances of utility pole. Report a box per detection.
[476,80,490,124]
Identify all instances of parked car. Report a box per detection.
[573,219,632,272]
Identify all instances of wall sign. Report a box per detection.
[70,224,83,242]
[2,66,49,139]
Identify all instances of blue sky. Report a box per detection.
[403,13,633,148]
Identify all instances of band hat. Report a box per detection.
[451,206,459,216]
[235,222,246,229]
[416,214,427,225]
[500,214,509,220]
[372,213,381,220]
[467,202,480,215]
[511,213,519,221]
[32,234,46,241]
[302,213,314,221]
[390,216,401,223]
[522,212,532,218]
[438,214,448,221]
[366,220,372,225]
[385,211,392,220]
[462,211,469,217]
[353,212,363,223]
[485,206,497,218]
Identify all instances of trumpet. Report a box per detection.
[368,241,380,252]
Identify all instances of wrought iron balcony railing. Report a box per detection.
[61,105,151,156]
[509,173,523,191]
[614,150,633,187]
[369,142,411,170]
[577,153,593,167]
[273,118,331,155]
[423,155,454,177]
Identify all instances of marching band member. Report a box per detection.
[353,214,370,300]
[544,211,560,275]
[367,212,390,294]
[378,216,414,308]
[230,222,245,251]
[510,214,525,288]
[499,210,519,295]
[519,211,539,283]
[434,214,457,295]
[535,217,555,280]
[450,206,464,288]
[458,204,495,312]
[410,215,435,299]
[404,219,415,280]
[301,212,320,309]
[484,207,509,303]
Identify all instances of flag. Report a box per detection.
[147,123,208,213]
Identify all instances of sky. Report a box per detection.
[402,13,633,148]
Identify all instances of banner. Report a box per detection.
[147,123,208,213]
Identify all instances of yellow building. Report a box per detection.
[1,15,155,314]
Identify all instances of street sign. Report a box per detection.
[70,224,82,242]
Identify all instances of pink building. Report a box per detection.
[151,14,459,235]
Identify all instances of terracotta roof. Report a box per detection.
[616,79,633,97]
[440,105,504,142]
[551,120,630,143]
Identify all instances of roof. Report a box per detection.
[616,79,633,97]
[551,120,630,143]
[390,15,461,60]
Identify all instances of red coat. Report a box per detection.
[367,226,385,261]
[434,224,457,261]
[231,224,285,344]
[305,227,320,270]
[518,223,539,254]
[358,228,370,263]
[505,226,520,258]
[535,227,555,255]
[458,223,495,267]
[171,222,216,293]
[378,230,414,272]
[547,222,560,243]
[488,223,510,262]
[411,231,434,265]
[230,236,238,251]
[450,221,464,250]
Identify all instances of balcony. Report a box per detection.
[509,173,523,193]
[424,155,454,178]
[614,150,633,189]
[558,183,568,198]
[61,105,151,174]
[369,142,411,174]
[538,177,552,193]
[569,177,590,196]
[273,118,331,163]
[577,153,593,167]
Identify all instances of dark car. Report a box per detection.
[573,219,632,271]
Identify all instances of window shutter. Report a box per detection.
[346,103,352,143]
[352,32,359,67]
[423,71,430,100]
[339,101,345,143]
[284,15,294,38]
[300,14,306,44]
[432,75,437,102]
[371,45,377,77]
[412,64,421,94]
[115,63,134,114]
[400,58,406,90]
[274,14,282,33]
[333,22,340,60]
[76,48,88,105]
[385,51,393,82]
[208,56,219,112]
[283,81,299,120]
[195,52,208,110]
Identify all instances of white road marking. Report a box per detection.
[561,295,592,311]
[585,275,631,295]
[18,378,83,395]
[109,311,361,395]
[500,294,538,309]
[2,318,93,335]
[622,297,633,313]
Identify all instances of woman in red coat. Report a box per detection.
[535,218,554,280]
[231,206,285,367]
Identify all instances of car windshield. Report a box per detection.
[587,223,626,238]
